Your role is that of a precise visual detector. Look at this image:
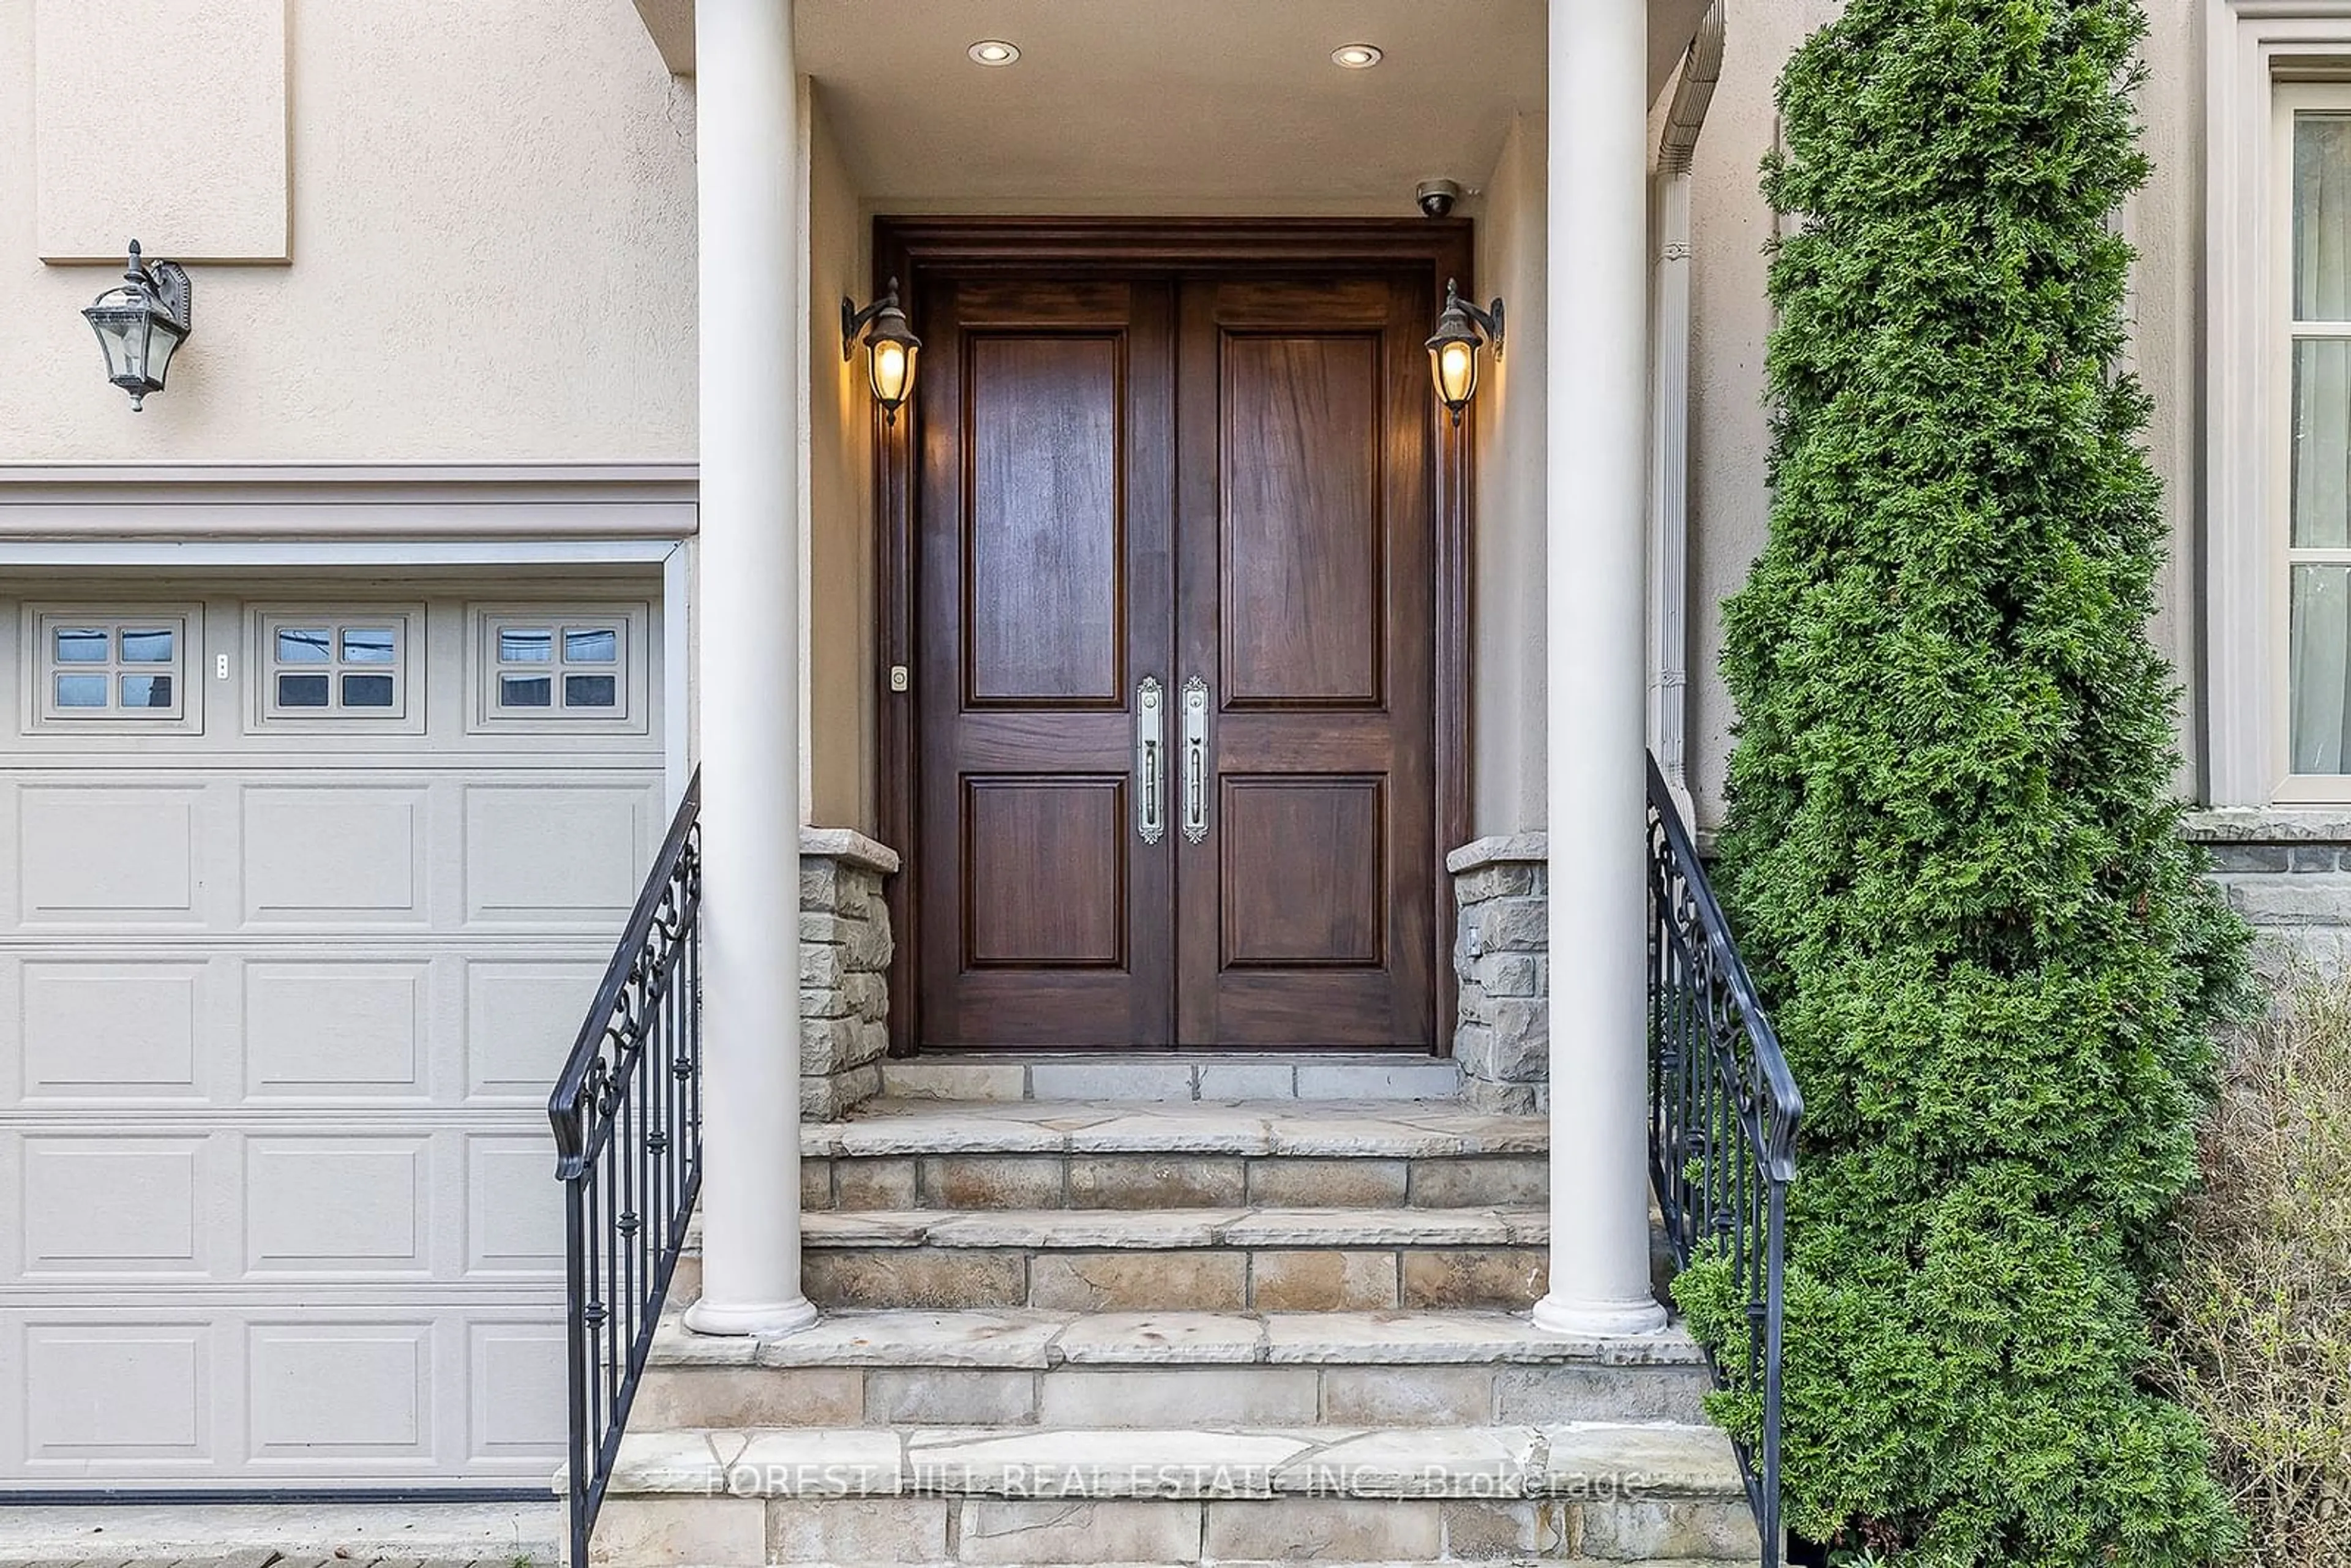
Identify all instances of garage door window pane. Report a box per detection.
[500,673,553,707]
[118,628,174,664]
[500,629,552,663]
[342,629,396,664]
[342,674,396,707]
[276,628,331,664]
[119,675,172,708]
[54,628,108,662]
[54,673,107,708]
[563,629,618,663]
[277,673,331,707]
[564,674,617,708]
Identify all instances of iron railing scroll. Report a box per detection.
[1644,752,1802,1568]
[549,770,703,1568]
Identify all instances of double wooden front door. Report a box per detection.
[911,266,1439,1050]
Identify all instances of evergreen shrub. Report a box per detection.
[1697,1,2255,1561]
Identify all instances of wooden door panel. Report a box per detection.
[1221,334,1385,707]
[914,279,1176,1048]
[964,777,1128,966]
[1218,777,1385,966]
[966,336,1125,706]
[1175,274,1438,1048]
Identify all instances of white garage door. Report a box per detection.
[0,577,666,1491]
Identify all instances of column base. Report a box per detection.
[1531,1290,1669,1337]
[683,1294,820,1338]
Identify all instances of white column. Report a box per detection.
[1533,0,1669,1338]
[682,0,816,1339]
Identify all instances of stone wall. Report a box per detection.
[1448,835,1550,1114]
[1447,816,2351,1102]
[2186,811,2351,981]
[800,828,899,1119]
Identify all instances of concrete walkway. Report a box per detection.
[0,1504,563,1568]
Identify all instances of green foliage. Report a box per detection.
[1711,1,2256,1561]
[2155,974,2351,1568]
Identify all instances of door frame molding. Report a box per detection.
[872,216,1475,1056]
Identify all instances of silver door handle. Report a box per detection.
[1181,676,1210,844]
[1136,677,1165,844]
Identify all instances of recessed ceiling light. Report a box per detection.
[1331,43,1384,69]
[968,40,1021,66]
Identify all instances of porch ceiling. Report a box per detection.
[633,1,1712,208]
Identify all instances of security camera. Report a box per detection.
[1415,179,1464,219]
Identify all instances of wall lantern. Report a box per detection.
[841,277,921,425]
[83,240,192,412]
[1426,278,1503,426]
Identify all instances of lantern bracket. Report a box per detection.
[1438,279,1503,358]
[841,277,909,360]
[143,254,193,332]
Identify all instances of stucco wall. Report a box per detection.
[1468,116,1550,839]
[0,0,2221,840]
[1679,0,2208,828]
[805,90,877,831]
[0,0,699,461]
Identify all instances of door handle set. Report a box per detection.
[1136,675,1210,844]
[1136,677,1166,844]
[1180,676,1210,844]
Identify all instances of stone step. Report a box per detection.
[591,1424,1759,1564]
[801,1100,1547,1213]
[880,1055,1465,1105]
[634,1308,1714,1431]
[680,1209,1548,1314]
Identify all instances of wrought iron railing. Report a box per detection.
[549,771,703,1568]
[1645,754,1802,1568]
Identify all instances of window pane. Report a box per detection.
[2293,564,2351,772]
[118,627,174,664]
[53,628,108,663]
[563,628,618,663]
[277,673,331,708]
[564,673,618,708]
[2295,339,2351,548]
[341,628,397,664]
[119,674,172,708]
[342,673,396,708]
[2298,114,2351,321]
[53,673,107,708]
[500,629,553,664]
[500,673,553,708]
[277,628,332,664]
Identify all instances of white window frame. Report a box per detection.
[254,609,420,722]
[467,601,650,735]
[247,604,424,733]
[2209,2,2351,805]
[22,606,199,730]
[2273,82,2351,798]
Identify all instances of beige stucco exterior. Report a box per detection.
[0,0,2246,832]
[1468,114,1550,837]
[0,0,699,460]
[804,92,876,828]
